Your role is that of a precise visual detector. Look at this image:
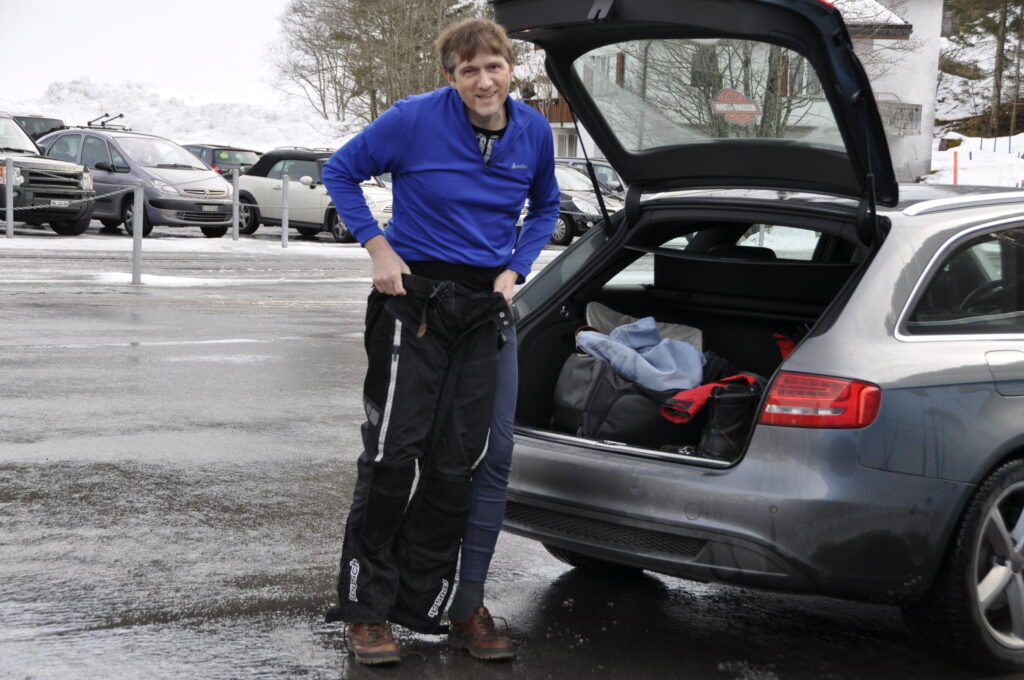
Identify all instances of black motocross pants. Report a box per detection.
[335,274,510,632]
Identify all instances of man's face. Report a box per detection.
[445,50,514,129]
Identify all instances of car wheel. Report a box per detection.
[328,209,355,243]
[296,226,322,238]
[200,226,228,238]
[903,458,1024,672]
[99,218,122,229]
[238,196,260,235]
[121,200,154,237]
[49,215,91,236]
[542,543,643,578]
[549,214,574,246]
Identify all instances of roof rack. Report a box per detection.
[86,112,131,131]
[269,146,335,153]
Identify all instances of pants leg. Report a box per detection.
[459,325,517,584]
[390,314,502,632]
[335,291,448,623]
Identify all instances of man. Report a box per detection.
[321,17,559,666]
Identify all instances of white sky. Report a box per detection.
[1,0,292,106]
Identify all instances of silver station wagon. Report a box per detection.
[493,0,1024,672]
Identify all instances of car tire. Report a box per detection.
[328,209,355,243]
[549,214,574,246]
[121,199,154,237]
[200,226,228,238]
[296,226,322,238]
[99,218,122,229]
[238,196,260,235]
[49,215,91,236]
[903,458,1024,672]
[542,543,643,578]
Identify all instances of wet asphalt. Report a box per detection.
[0,223,1004,679]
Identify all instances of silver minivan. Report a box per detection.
[38,128,233,237]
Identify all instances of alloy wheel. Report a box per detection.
[974,480,1024,649]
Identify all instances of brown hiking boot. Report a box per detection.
[448,606,515,660]
[346,622,401,665]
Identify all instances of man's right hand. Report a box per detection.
[365,234,410,295]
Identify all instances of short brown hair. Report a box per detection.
[435,18,514,75]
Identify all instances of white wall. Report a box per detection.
[871,0,944,180]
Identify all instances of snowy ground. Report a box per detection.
[925,132,1024,188]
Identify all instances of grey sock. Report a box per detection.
[448,580,485,623]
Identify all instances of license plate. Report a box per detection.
[200,204,219,212]
[49,199,70,207]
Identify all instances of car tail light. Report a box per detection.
[759,371,880,429]
[211,164,223,174]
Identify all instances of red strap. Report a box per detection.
[659,374,759,423]
[773,332,796,359]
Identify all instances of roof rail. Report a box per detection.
[903,191,1024,216]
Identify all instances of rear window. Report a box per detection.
[574,38,843,152]
[14,116,63,141]
[213,149,259,166]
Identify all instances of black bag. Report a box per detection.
[696,378,765,461]
[551,353,703,448]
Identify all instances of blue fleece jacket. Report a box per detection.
[321,87,560,279]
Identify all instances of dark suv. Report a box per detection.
[0,112,94,235]
[13,115,65,141]
[183,144,261,177]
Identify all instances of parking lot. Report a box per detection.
[0,223,996,679]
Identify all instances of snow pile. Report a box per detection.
[2,78,348,152]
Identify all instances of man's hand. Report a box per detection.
[493,269,519,304]
[365,235,410,295]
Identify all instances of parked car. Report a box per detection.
[0,111,94,235]
[13,114,66,141]
[550,162,623,245]
[182,144,261,177]
[555,155,625,194]
[237,147,391,242]
[494,0,1024,672]
[37,128,233,237]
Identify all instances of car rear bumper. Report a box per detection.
[504,425,972,603]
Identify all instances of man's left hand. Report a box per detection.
[493,269,519,304]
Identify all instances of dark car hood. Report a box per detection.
[492,0,898,206]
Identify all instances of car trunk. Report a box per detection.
[513,199,870,463]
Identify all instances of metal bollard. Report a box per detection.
[131,181,144,285]
[231,169,239,241]
[5,158,13,238]
[281,174,289,248]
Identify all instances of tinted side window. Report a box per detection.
[110,145,129,170]
[47,134,82,162]
[907,227,1024,335]
[267,160,286,180]
[81,136,111,167]
[283,160,320,181]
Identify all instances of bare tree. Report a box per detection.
[273,0,482,128]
